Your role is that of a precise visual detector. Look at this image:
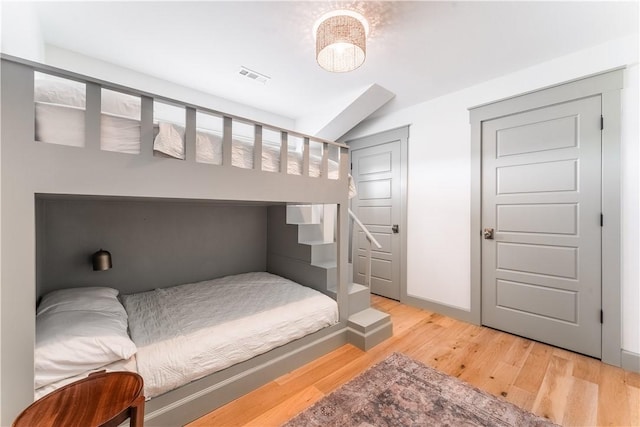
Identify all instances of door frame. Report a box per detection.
[469,68,624,366]
[346,126,409,302]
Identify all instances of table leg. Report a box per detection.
[130,396,146,427]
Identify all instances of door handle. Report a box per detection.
[483,228,494,240]
[392,224,399,234]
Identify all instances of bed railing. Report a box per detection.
[349,209,382,289]
[5,54,348,184]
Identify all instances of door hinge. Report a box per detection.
[601,115,604,130]
[600,213,604,227]
[350,162,353,171]
[600,310,604,324]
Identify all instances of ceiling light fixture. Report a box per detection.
[314,10,369,73]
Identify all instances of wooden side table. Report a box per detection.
[13,371,145,427]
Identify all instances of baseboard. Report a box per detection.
[621,349,640,373]
[144,324,348,426]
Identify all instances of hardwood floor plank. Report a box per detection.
[532,355,574,424]
[504,385,536,411]
[627,370,640,388]
[562,377,598,427]
[598,363,631,426]
[628,384,640,426]
[275,344,363,387]
[571,353,602,384]
[188,381,287,427]
[412,322,477,369]
[513,342,554,394]
[480,361,522,400]
[188,295,639,427]
[457,329,511,385]
[245,386,324,427]
[502,335,534,368]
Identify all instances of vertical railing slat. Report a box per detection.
[340,146,349,182]
[223,116,233,166]
[280,131,288,174]
[321,142,329,179]
[140,96,154,157]
[185,107,196,162]
[302,138,310,177]
[85,82,101,151]
[254,125,263,171]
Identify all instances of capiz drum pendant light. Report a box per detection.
[315,10,369,73]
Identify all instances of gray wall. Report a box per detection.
[36,196,268,298]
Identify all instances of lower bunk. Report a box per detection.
[34,272,348,426]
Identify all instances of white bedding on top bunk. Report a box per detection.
[120,272,338,398]
[193,126,339,178]
[34,102,340,178]
[35,102,142,154]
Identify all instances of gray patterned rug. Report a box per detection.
[284,352,557,427]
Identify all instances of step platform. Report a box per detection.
[347,308,393,351]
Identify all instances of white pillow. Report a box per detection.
[154,122,185,159]
[35,287,137,389]
[195,130,223,165]
[37,286,122,316]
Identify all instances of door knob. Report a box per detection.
[483,228,494,240]
[392,224,399,234]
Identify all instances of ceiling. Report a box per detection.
[19,1,640,123]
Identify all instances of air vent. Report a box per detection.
[238,66,270,84]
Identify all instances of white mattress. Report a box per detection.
[120,272,338,398]
[36,102,141,154]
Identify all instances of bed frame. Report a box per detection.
[0,55,354,425]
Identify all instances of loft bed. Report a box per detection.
[0,55,354,426]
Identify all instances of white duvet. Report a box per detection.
[120,272,338,398]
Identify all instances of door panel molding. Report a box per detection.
[470,69,623,366]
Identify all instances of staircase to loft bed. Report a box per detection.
[268,204,392,351]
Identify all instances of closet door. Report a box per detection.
[481,95,602,358]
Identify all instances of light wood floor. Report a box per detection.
[188,295,640,427]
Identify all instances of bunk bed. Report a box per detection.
[0,55,353,426]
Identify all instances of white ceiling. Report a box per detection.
[24,1,640,122]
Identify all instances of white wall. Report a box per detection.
[0,2,45,62]
[342,35,640,354]
[44,46,295,130]
[621,63,640,354]
[0,2,294,132]
[0,2,3,416]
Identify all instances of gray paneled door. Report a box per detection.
[351,139,401,300]
[481,95,602,358]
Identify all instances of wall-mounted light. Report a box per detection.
[92,249,112,271]
[314,10,369,73]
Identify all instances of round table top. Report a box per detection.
[13,371,144,427]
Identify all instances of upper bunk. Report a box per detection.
[0,55,350,206]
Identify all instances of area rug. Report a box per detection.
[283,352,556,427]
